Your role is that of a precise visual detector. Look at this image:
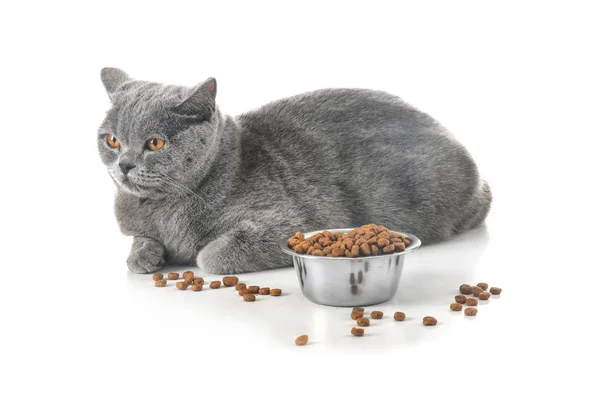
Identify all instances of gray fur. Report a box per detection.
[98,67,492,274]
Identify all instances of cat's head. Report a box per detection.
[98,68,221,199]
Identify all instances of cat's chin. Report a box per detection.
[117,182,165,199]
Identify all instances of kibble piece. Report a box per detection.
[466,298,479,306]
[192,277,204,286]
[222,276,239,287]
[370,311,384,319]
[478,291,491,300]
[183,271,194,281]
[239,288,249,295]
[465,307,478,316]
[490,287,502,295]
[450,303,463,311]
[295,335,309,346]
[176,281,189,290]
[191,283,203,291]
[247,286,260,294]
[209,281,221,289]
[243,294,256,302]
[359,243,371,256]
[477,282,489,291]
[455,295,467,304]
[423,316,438,326]
[352,307,365,313]
[152,273,164,281]
[154,279,167,287]
[393,312,406,321]
[167,273,179,280]
[459,284,473,295]
[258,287,271,295]
[472,286,484,297]
[351,327,364,337]
[357,317,370,327]
[270,288,282,296]
[234,283,246,291]
[382,244,396,253]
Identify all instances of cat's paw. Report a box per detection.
[127,237,166,274]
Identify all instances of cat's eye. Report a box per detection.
[147,137,165,151]
[107,134,121,148]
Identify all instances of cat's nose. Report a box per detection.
[119,162,136,175]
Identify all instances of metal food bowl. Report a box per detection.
[278,228,421,307]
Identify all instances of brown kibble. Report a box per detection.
[393,312,406,321]
[176,281,189,290]
[152,273,164,281]
[382,244,396,253]
[359,243,371,256]
[377,238,390,248]
[154,279,167,287]
[352,307,364,313]
[370,244,379,255]
[234,283,246,291]
[258,287,271,295]
[466,298,479,306]
[478,291,491,300]
[243,294,256,302]
[332,247,345,257]
[222,276,239,287]
[192,277,204,286]
[423,316,438,326]
[183,271,194,281]
[167,272,179,280]
[295,232,305,241]
[477,282,489,291]
[209,281,221,289]
[459,284,473,294]
[288,238,300,248]
[191,284,203,291]
[455,295,467,304]
[247,286,260,294]
[370,311,383,319]
[357,317,370,327]
[351,327,364,337]
[351,310,364,320]
[450,303,463,311]
[270,288,282,296]
[472,286,484,297]
[490,287,502,295]
[465,307,478,316]
[312,250,324,256]
[350,245,360,257]
[295,335,309,346]
[238,288,249,295]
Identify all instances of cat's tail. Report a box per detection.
[454,180,492,234]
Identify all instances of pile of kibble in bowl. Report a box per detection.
[288,224,410,257]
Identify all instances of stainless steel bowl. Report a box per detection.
[278,228,421,307]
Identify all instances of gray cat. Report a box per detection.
[98,68,491,274]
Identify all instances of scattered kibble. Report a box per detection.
[490,287,502,295]
[152,273,164,281]
[222,276,239,287]
[183,271,194,283]
[423,316,437,326]
[270,288,282,296]
[466,298,479,306]
[351,327,365,337]
[393,312,406,321]
[459,284,473,295]
[192,278,204,286]
[210,281,221,289]
[472,286,483,297]
[465,307,478,316]
[247,286,259,294]
[450,303,463,311]
[295,335,309,346]
[239,288,250,296]
[234,283,246,291]
[243,294,256,302]
[176,281,189,290]
[154,279,167,287]
[478,291,491,300]
[167,273,179,280]
[455,295,467,304]
[370,311,384,319]
[351,310,364,320]
[357,317,370,327]
[477,282,489,291]
[352,307,365,313]
[191,284,203,291]
[258,287,271,295]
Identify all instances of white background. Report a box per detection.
[1,1,599,392]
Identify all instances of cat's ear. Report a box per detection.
[171,77,217,118]
[101,67,131,98]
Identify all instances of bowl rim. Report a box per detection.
[278,228,421,260]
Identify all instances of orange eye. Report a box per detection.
[107,134,121,148]
[147,137,165,151]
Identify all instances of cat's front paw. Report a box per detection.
[127,237,166,274]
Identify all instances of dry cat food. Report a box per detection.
[210,281,221,289]
[152,273,164,281]
[239,288,250,296]
[357,317,370,327]
[423,316,438,326]
[288,224,411,257]
[191,284,203,291]
[466,298,479,306]
[490,287,502,295]
[351,327,365,337]
[459,284,473,295]
[477,282,489,291]
[370,311,384,319]
[472,286,484,297]
[247,286,259,294]
[234,283,246,291]
[270,288,282,296]
[455,295,467,304]
[243,294,256,302]
[192,278,204,286]
[394,312,406,321]
[351,310,364,320]
[450,303,463,311]
[295,335,309,346]
[464,307,478,316]
[154,279,167,287]
[183,271,194,283]
[258,287,271,295]
[176,281,189,290]
[352,307,365,313]
[222,276,239,287]
[168,272,179,280]
[478,291,491,300]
